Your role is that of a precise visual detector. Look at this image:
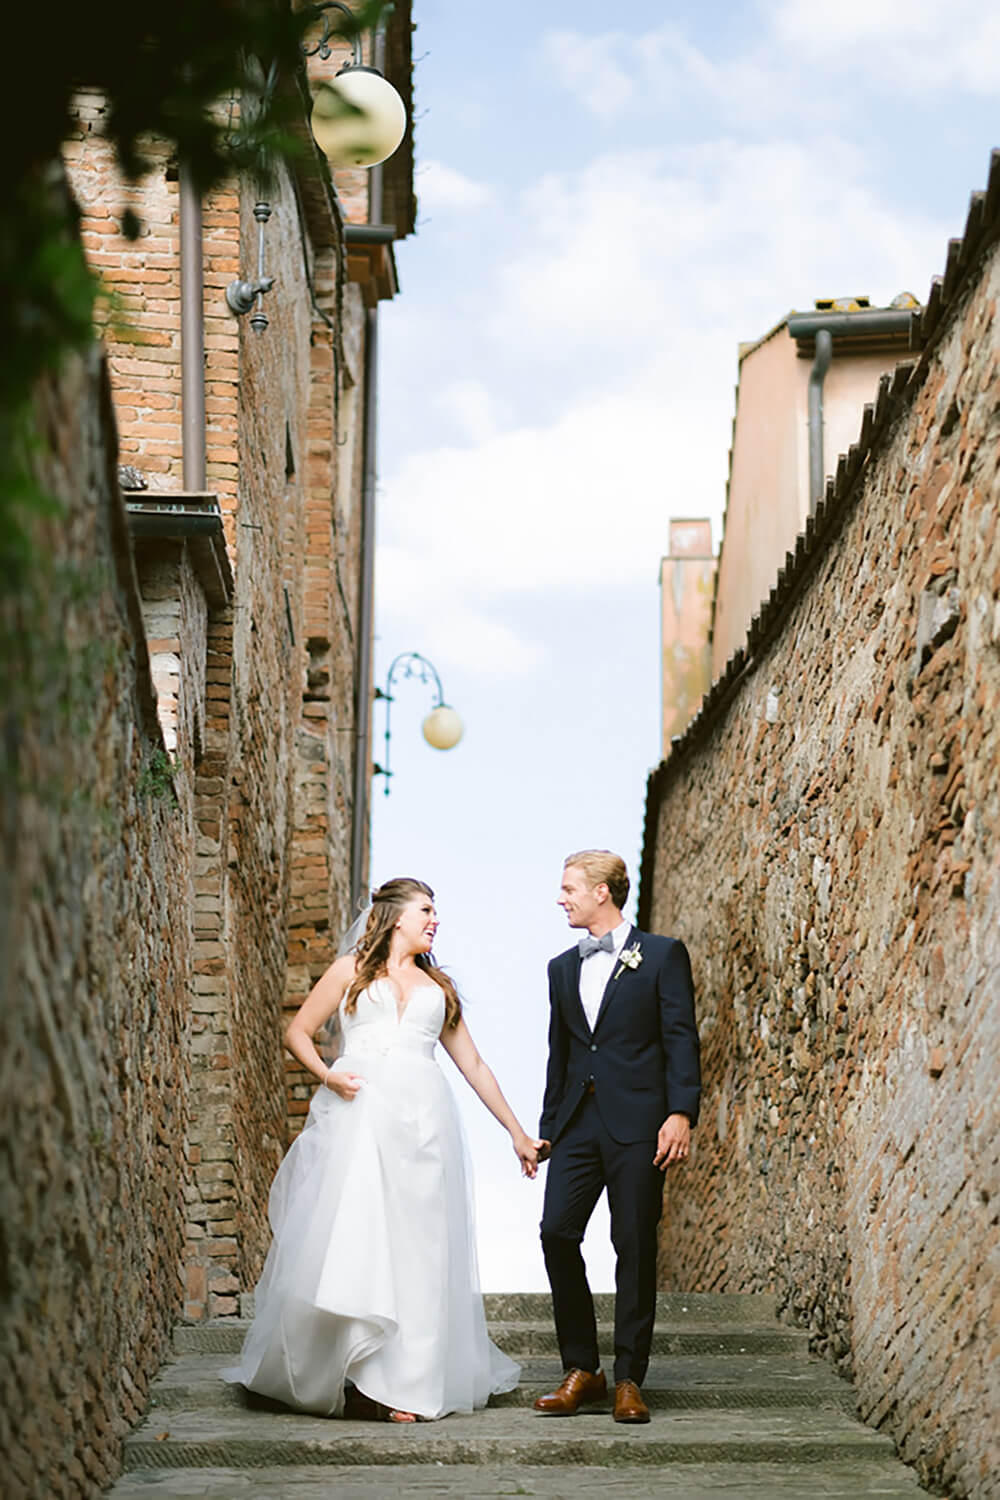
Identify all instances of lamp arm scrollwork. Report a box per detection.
[300,1,365,66]
[373,651,450,796]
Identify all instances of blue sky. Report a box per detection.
[369,0,998,1289]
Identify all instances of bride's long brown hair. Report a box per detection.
[344,878,462,1029]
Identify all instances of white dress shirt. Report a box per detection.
[578,920,632,1032]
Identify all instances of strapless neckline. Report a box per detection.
[368,977,441,1025]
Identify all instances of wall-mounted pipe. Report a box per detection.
[347,17,394,911]
[349,306,378,910]
[343,223,396,245]
[179,162,206,491]
[807,328,833,517]
[786,308,915,343]
[788,305,916,516]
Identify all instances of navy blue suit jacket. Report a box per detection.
[539,929,701,1146]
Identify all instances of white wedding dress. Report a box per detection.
[221,979,520,1419]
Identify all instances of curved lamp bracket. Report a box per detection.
[301,0,365,66]
[373,651,461,795]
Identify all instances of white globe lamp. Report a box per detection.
[422,705,464,751]
[310,71,406,169]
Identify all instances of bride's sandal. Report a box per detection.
[387,1408,416,1423]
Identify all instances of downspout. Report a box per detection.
[787,306,915,518]
[348,20,388,911]
[806,327,832,518]
[179,162,206,491]
[349,307,378,910]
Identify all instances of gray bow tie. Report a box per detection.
[579,932,614,959]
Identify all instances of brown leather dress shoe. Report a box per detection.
[533,1367,607,1415]
[613,1379,651,1423]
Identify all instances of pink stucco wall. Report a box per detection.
[711,325,909,675]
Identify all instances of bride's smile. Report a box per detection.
[394,894,439,954]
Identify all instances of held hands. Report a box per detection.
[512,1131,544,1179]
[324,1069,363,1101]
[653,1113,691,1170]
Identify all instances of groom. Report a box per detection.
[534,850,700,1424]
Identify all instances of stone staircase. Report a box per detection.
[109,1293,927,1497]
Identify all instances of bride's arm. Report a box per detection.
[283,954,360,1100]
[440,1019,541,1178]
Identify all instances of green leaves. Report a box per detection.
[1,0,393,587]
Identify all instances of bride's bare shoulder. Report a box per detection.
[334,951,361,979]
[320,951,361,997]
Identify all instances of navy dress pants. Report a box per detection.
[539,1092,664,1386]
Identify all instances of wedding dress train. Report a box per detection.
[221,980,520,1419]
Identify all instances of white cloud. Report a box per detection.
[540,24,803,129]
[376,545,548,678]
[381,134,949,682]
[540,30,638,120]
[435,379,507,444]
[415,159,494,212]
[377,374,731,682]
[491,139,945,358]
[771,0,1000,89]
[544,5,1000,122]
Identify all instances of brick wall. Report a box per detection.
[62,111,372,1314]
[223,162,315,1288]
[283,258,367,1135]
[0,351,194,1498]
[642,220,1000,1496]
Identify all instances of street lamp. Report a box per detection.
[303,2,407,169]
[374,652,463,795]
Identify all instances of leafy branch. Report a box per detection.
[0,0,392,588]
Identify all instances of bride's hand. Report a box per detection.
[512,1131,541,1179]
[324,1069,363,1100]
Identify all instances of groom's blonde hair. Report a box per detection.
[564,850,629,910]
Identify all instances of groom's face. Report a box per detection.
[558,865,606,930]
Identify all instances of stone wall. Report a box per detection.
[0,351,194,1498]
[642,200,1000,1496]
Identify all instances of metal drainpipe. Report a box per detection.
[347,12,398,910]
[807,328,833,517]
[347,22,388,912]
[179,161,206,491]
[349,308,378,911]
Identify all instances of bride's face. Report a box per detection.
[395,894,438,954]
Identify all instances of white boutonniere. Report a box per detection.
[614,943,643,981]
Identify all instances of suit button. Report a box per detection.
[590,1044,597,1052]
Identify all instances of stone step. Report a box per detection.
[490,1321,808,1357]
[175,1319,808,1358]
[109,1458,929,1498]
[233,1290,781,1326]
[122,1403,903,1472]
[482,1290,780,1323]
[149,1352,854,1414]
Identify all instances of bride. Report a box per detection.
[222,877,539,1422]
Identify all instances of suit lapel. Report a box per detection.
[560,948,590,1036]
[592,927,640,1035]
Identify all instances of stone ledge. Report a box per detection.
[125,493,233,609]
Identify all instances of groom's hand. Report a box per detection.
[536,1139,551,1163]
[654,1114,690,1170]
[513,1134,545,1178]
